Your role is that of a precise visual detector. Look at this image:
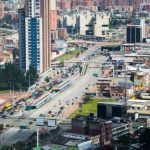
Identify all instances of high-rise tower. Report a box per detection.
[19,0,51,73]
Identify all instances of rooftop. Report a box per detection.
[98,102,125,106]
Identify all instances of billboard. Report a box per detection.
[47,119,57,127]
[36,117,45,126]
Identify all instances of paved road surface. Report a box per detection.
[29,56,106,119]
[0,54,107,146]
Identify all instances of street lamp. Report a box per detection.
[29,74,31,88]
[9,81,11,94]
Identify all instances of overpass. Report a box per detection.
[68,40,121,46]
[0,28,17,34]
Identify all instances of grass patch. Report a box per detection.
[83,64,89,75]
[69,98,117,119]
[55,50,80,61]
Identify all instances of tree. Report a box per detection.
[139,128,150,150]
[45,77,50,83]
[59,61,64,67]
[2,146,12,150]
[130,73,135,82]
[13,141,26,150]
[26,65,38,86]
[76,51,80,57]
[12,48,19,60]
[82,95,91,103]
[0,63,28,91]
[57,71,59,75]
[0,124,4,132]
[118,134,131,146]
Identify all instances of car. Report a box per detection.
[48,111,52,114]
[1,115,8,119]
[39,114,46,117]
[10,111,14,115]
[29,121,33,125]
[14,109,19,112]
[68,73,71,77]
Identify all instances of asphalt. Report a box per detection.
[0,46,107,146]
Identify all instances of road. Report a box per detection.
[0,50,107,146]
[29,55,106,119]
[28,44,102,91]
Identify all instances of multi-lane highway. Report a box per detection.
[29,55,106,119]
[0,46,107,146]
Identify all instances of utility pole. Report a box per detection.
[125,65,127,106]
[37,128,39,148]
[124,63,128,116]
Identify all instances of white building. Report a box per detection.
[94,12,110,38]
[61,10,110,38]
[63,13,77,28]
[78,10,94,35]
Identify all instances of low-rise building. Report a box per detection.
[71,116,112,146]
[58,28,68,39]
[72,116,88,134]
[89,119,112,145]
[96,78,111,97]
[134,72,150,90]
[97,102,127,119]
[0,51,13,67]
[112,122,130,138]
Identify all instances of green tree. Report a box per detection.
[13,141,25,150]
[118,134,131,146]
[60,61,64,67]
[76,51,80,57]
[0,124,4,132]
[45,77,50,83]
[0,63,28,91]
[139,128,150,150]
[82,95,91,103]
[26,65,38,86]
[12,48,19,60]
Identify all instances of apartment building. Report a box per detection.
[71,116,112,146]
[19,0,51,73]
[94,12,110,38]
[58,28,68,39]
[61,10,110,38]
[96,78,112,97]
[89,119,112,145]
[79,10,94,36]
[0,0,4,19]
[50,0,58,40]
[57,0,93,10]
[101,0,142,10]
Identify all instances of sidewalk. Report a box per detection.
[61,100,81,119]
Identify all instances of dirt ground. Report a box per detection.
[0,91,30,102]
